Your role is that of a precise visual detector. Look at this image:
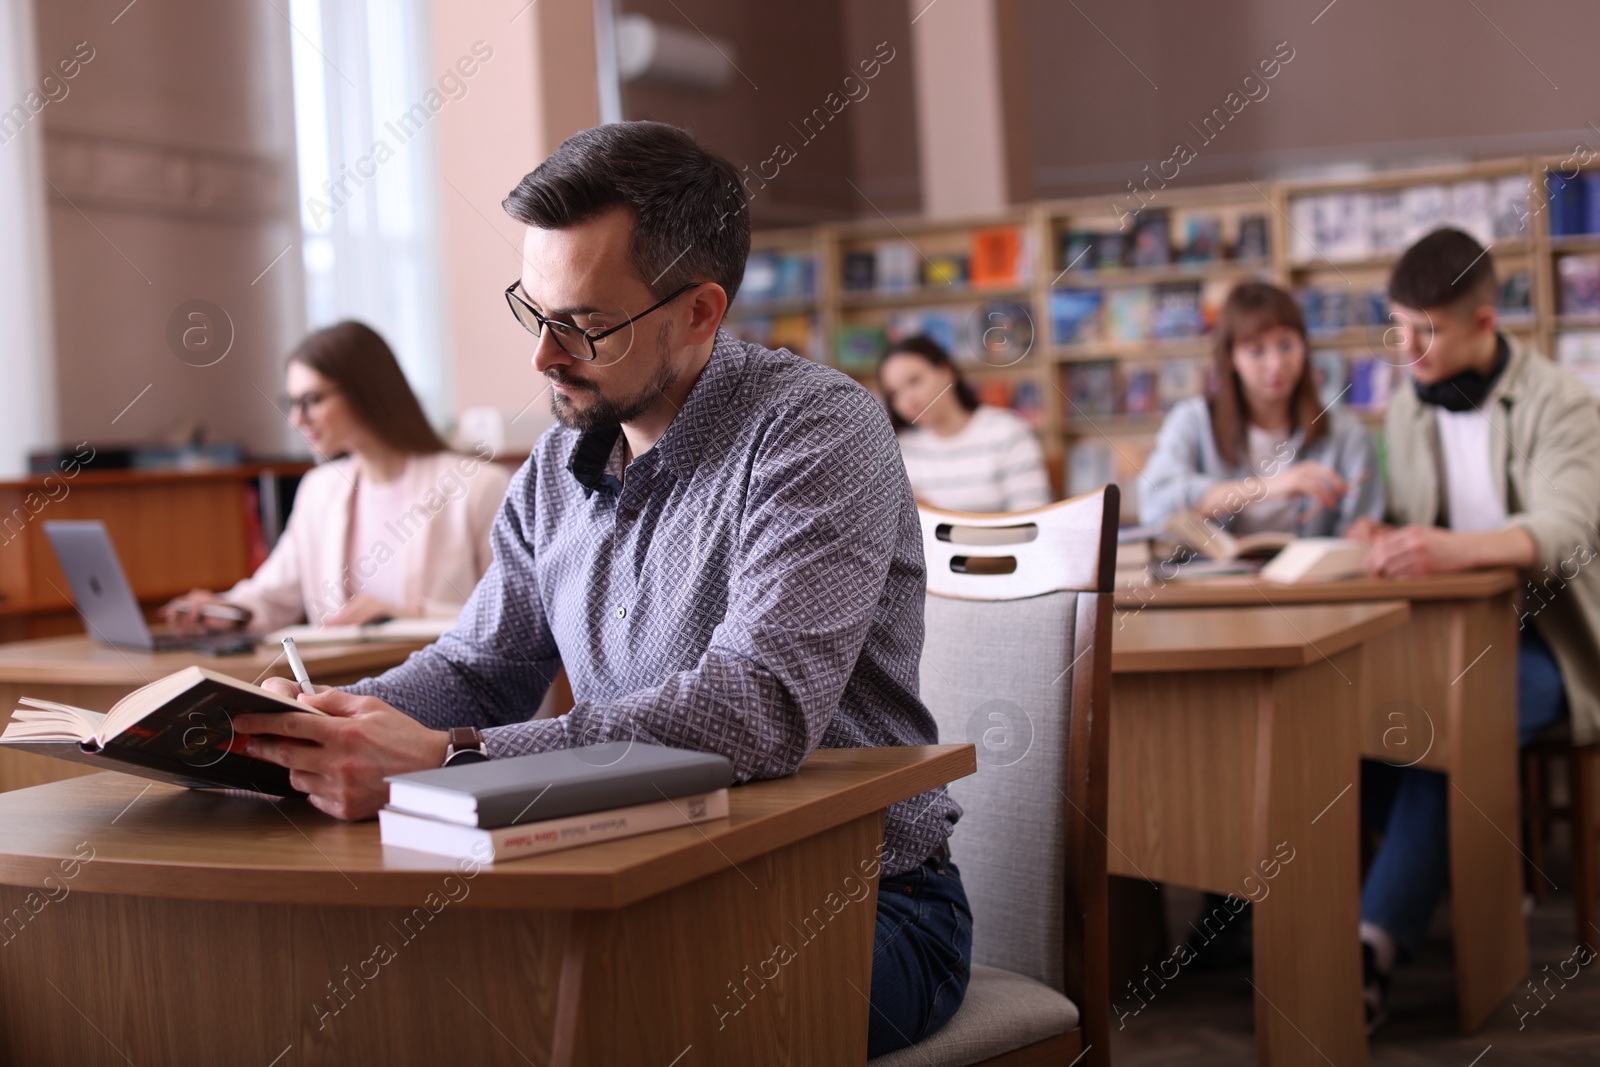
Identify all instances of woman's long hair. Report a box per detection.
[877,334,980,433]
[1209,282,1325,468]
[289,321,449,455]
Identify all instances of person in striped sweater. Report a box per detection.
[878,334,1051,513]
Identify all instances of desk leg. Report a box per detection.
[1251,649,1368,1067]
[1446,596,1528,1031]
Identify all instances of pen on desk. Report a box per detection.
[281,637,315,696]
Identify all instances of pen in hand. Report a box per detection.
[281,636,316,696]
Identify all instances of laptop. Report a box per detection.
[43,520,257,654]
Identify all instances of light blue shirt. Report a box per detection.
[1137,396,1385,536]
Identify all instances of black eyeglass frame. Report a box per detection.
[504,279,704,362]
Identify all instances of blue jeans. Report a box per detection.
[1360,625,1568,959]
[869,850,974,1058]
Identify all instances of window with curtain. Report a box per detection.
[288,0,450,428]
[0,0,58,475]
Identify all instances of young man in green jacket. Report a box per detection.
[1349,227,1600,1031]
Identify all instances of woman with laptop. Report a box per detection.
[163,321,510,634]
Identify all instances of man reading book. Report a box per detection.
[232,121,970,1056]
[1346,227,1600,1032]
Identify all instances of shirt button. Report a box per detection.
[616,606,627,619]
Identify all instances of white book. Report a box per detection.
[1401,184,1450,245]
[378,788,730,863]
[1259,537,1369,584]
[265,617,456,645]
[1450,180,1495,247]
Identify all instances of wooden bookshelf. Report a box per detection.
[736,154,1592,515]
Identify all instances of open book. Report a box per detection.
[1,666,321,795]
[1164,511,1294,562]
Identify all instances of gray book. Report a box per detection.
[384,742,734,829]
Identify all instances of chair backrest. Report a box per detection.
[918,487,1116,1058]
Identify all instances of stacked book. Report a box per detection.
[379,743,733,864]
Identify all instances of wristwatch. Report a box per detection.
[443,727,489,767]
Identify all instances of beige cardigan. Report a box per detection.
[1385,335,1600,744]
[223,448,512,633]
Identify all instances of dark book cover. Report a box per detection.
[1129,213,1172,268]
[842,251,877,292]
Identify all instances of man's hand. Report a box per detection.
[234,687,450,821]
[1365,524,1466,578]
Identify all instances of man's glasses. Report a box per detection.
[504,280,702,362]
[283,389,337,418]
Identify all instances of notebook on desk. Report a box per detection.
[43,521,257,654]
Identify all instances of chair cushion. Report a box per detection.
[866,965,1079,1067]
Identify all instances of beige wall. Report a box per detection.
[34,0,302,456]
[430,0,598,438]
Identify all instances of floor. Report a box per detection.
[1111,849,1600,1066]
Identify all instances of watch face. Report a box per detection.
[444,749,490,767]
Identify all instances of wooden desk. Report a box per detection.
[1111,601,1411,1067]
[0,745,975,1067]
[1116,570,1526,1032]
[0,635,425,792]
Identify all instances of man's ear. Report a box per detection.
[1472,300,1498,338]
[685,283,729,345]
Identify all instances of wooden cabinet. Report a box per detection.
[0,463,309,642]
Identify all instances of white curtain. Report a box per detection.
[0,0,59,476]
[288,0,450,427]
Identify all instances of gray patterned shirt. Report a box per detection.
[349,330,958,876]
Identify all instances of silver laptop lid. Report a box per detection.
[42,521,155,650]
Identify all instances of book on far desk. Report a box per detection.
[1164,511,1294,562]
[265,617,455,645]
[385,742,734,829]
[0,665,321,795]
[379,788,731,863]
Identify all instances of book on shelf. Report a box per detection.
[922,253,969,288]
[1011,379,1043,427]
[1310,350,1349,409]
[1177,215,1223,263]
[1092,231,1129,272]
[0,665,322,795]
[843,250,876,292]
[1491,176,1532,239]
[1106,287,1155,344]
[1122,363,1158,417]
[834,323,888,371]
[1369,191,1408,256]
[1586,174,1600,237]
[1065,361,1118,419]
[740,250,814,305]
[1450,180,1495,246]
[266,617,455,646]
[1298,285,1388,336]
[887,308,968,359]
[975,300,1035,365]
[379,788,731,863]
[768,313,816,358]
[877,240,919,293]
[1129,213,1172,268]
[1157,359,1205,410]
[1059,230,1098,272]
[1067,441,1115,499]
[1558,255,1600,316]
[1557,330,1600,395]
[1151,282,1204,339]
[1348,356,1396,412]
[1546,171,1588,238]
[1049,289,1103,345]
[970,226,1026,288]
[385,742,734,829]
[1498,271,1534,322]
[1234,214,1270,261]
[1401,184,1450,246]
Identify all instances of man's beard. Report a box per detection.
[548,323,679,433]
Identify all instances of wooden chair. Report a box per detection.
[869,487,1117,1067]
[1520,721,1599,948]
